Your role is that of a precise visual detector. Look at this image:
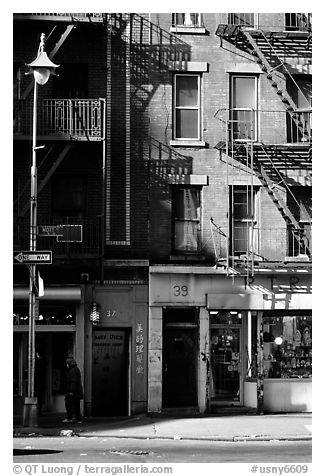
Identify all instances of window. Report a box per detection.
[285,13,312,31]
[52,175,86,218]
[172,13,202,27]
[173,187,201,253]
[228,13,258,28]
[230,186,259,256]
[263,314,312,379]
[174,74,201,140]
[230,75,257,141]
[286,75,312,142]
[287,187,312,256]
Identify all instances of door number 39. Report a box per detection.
[173,285,188,297]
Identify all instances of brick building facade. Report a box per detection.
[13,13,311,418]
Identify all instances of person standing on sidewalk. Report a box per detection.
[63,357,83,423]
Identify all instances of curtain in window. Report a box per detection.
[174,188,200,252]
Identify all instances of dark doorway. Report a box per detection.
[162,308,198,408]
[92,329,129,416]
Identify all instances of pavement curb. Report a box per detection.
[13,430,312,442]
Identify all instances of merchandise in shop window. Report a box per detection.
[263,315,312,379]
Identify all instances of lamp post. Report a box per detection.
[22,34,58,427]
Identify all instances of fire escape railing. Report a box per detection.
[211,225,312,262]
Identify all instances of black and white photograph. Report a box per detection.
[10,4,315,475]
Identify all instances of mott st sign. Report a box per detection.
[13,251,52,265]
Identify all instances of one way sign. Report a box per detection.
[13,250,52,265]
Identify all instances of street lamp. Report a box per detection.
[22,33,58,427]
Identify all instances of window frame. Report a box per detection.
[172,13,203,27]
[228,13,258,29]
[173,73,201,141]
[230,186,260,256]
[230,74,258,142]
[172,186,202,254]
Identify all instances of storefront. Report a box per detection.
[84,284,148,416]
[148,265,312,413]
[13,286,84,415]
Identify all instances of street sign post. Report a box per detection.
[13,250,52,265]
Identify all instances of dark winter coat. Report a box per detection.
[66,363,83,399]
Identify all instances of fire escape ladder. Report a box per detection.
[20,143,73,217]
[246,145,311,253]
[241,30,309,137]
[20,24,76,102]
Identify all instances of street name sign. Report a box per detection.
[38,225,64,237]
[13,251,52,265]
[37,224,82,242]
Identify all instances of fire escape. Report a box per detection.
[13,13,106,258]
[214,13,312,276]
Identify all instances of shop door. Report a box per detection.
[162,325,198,407]
[92,329,129,416]
[210,327,242,403]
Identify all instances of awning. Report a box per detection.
[206,292,312,310]
[13,287,81,301]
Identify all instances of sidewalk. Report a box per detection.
[13,412,312,442]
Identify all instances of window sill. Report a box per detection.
[170,26,207,34]
[170,140,207,148]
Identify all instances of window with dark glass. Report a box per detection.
[52,175,86,218]
[174,74,200,140]
[285,13,312,31]
[173,187,201,253]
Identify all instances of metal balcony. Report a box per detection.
[14,98,105,141]
[13,13,104,22]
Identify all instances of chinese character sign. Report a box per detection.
[135,323,145,375]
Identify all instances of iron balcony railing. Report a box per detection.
[215,109,312,144]
[213,225,312,262]
[15,98,105,141]
[13,216,102,257]
[14,13,104,22]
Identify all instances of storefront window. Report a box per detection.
[13,303,76,325]
[210,310,243,325]
[263,314,312,379]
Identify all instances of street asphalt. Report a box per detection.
[13,411,312,442]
